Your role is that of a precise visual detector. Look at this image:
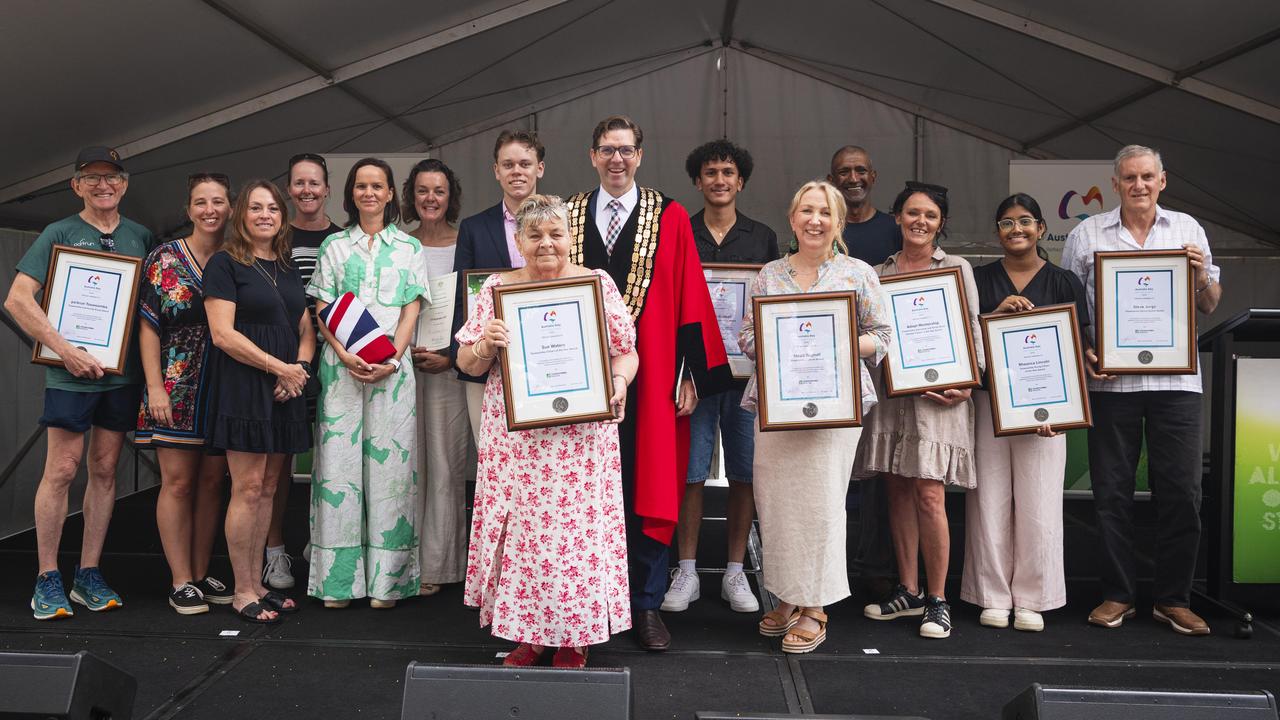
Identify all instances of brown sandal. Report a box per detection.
[758,606,802,637]
[781,608,828,653]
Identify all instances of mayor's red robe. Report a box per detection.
[568,188,731,545]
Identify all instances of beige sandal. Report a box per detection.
[781,608,828,653]
[758,606,802,637]
[419,583,442,596]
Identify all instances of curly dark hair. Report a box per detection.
[401,158,462,224]
[684,140,755,186]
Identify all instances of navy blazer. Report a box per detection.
[451,202,515,382]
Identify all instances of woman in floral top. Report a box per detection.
[741,180,891,653]
[137,173,234,615]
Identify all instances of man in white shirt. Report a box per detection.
[1061,144,1222,636]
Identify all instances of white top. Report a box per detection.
[1061,205,1220,394]
[593,184,639,243]
[422,243,455,279]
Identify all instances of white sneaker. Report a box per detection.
[979,608,1010,628]
[720,572,760,613]
[1013,607,1044,632]
[262,553,295,590]
[660,567,700,612]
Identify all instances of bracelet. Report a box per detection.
[471,342,494,361]
[611,373,627,384]
[1195,277,1215,293]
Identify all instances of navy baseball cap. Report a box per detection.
[75,146,126,172]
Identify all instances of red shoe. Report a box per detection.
[552,646,588,668]
[502,643,545,667]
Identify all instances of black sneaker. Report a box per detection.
[169,583,210,615]
[863,583,926,620]
[920,596,951,639]
[194,576,233,605]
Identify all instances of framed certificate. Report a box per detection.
[703,263,761,379]
[980,303,1092,436]
[752,291,861,431]
[879,266,981,396]
[492,274,614,431]
[1094,249,1196,374]
[464,268,503,321]
[33,245,143,375]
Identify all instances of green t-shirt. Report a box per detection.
[15,214,154,392]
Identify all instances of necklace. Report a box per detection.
[252,258,278,287]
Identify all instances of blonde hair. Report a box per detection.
[515,194,570,238]
[224,180,293,267]
[787,180,848,256]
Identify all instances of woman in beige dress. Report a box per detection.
[855,182,983,640]
[742,180,891,653]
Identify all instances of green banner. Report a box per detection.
[1063,428,1149,493]
[1233,358,1280,583]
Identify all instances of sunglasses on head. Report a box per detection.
[288,153,327,168]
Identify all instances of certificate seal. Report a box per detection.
[552,397,569,413]
[1138,350,1153,365]
[802,403,818,418]
[924,369,939,382]
[1034,408,1049,422]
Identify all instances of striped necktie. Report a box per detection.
[604,198,624,256]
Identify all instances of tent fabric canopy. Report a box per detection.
[2,0,1277,250]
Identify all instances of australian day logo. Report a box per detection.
[1045,186,1106,245]
[1137,275,1152,286]
[542,309,558,323]
[912,295,927,307]
[1024,332,1038,345]
[798,320,813,333]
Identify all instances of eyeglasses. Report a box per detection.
[99,233,116,253]
[188,172,231,190]
[76,173,127,187]
[996,217,1039,232]
[288,153,327,168]
[592,145,638,159]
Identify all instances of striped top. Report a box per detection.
[290,222,342,289]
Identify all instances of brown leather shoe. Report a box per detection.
[1087,600,1136,628]
[1154,605,1210,636]
[633,609,671,651]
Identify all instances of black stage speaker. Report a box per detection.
[400,662,631,720]
[696,707,926,712]
[696,714,929,719]
[1003,684,1279,720]
[0,651,136,720]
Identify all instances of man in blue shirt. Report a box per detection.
[5,146,153,620]
[827,145,899,267]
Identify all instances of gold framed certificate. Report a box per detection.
[492,274,614,431]
[980,303,1092,436]
[1093,249,1196,374]
[32,245,143,376]
[752,291,862,432]
[703,263,762,380]
[878,266,981,397]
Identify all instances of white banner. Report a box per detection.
[1008,160,1117,263]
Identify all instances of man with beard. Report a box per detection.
[567,115,731,650]
[827,146,898,267]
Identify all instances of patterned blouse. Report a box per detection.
[738,253,892,415]
[136,238,215,447]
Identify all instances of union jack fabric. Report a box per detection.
[317,292,397,364]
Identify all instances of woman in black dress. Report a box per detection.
[204,180,315,623]
[959,193,1089,633]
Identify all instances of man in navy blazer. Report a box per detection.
[450,129,545,436]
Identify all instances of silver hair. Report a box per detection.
[515,194,570,237]
[1113,144,1163,176]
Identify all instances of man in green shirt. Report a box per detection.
[4,146,154,620]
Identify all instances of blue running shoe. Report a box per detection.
[70,566,123,612]
[32,570,74,620]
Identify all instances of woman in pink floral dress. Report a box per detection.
[456,195,638,669]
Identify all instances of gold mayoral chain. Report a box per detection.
[567,188,663,323]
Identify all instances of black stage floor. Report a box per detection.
[1,486,1277,719]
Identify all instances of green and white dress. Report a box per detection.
[306,223,429,602]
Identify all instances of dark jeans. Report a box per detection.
[1088,390,1202,607]
[854,474,897,580]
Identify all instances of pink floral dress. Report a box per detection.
[457,269,636,647]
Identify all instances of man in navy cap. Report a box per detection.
[4,146,154,619]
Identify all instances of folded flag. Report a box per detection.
[318,292,397,365]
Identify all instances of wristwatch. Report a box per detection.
[299,360,312,376]
[387,357,402,370]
